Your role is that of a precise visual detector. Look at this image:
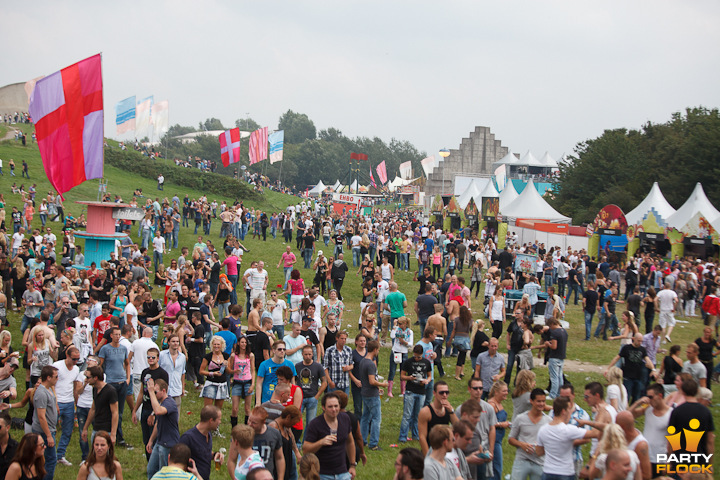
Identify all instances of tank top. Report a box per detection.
[323,327,338,352]
[454,320,470,337]
[288,279,304,296]
[19,466,42,480]
[644,299,655,320]
[0,300,5,319]
[233,355,252,382]
[426,404,452,445]
[491,299,504,322]
[87,465,116,480]
[381,263,392,280]
[30,345,51,377]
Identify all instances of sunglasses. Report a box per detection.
[275,348,286,351]
[147,356,157,359]
[437,390,450,396]
[470,386,483,391]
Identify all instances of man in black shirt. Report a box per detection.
[414,283,438,336]
[565,263,580,305]
[545,317,568,399]
[132,348,169,459]
[177,285,190,311]
[82,366,119,443]
[399,345,431,443]
[300,315,322,361]
[92,270,113,303]
[586,256,598,286]
[414,266,435,295]
[0,412,18,479]
[498,247,513,272]
[607,333,656,405]
[667,377,715,460]
[140,292,163,340]
[185,290,202,320]
[582,282,600,341]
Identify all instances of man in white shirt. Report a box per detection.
[11,227,24,257]
[128,327,157,396]
[267,290,288,339]
[250,261,269,303]
[152,230,165,273]
[53,347,82,466]
[656,283,678,342]
[351,233,362,267]
[124,296,141,340]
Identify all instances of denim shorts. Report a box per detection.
[232,380,252,397]
[201,382,229,400]
[452,335,471,351]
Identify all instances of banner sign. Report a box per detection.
[333,193,361,204]
[639,232,665,242]
[112,207,145,221]
[683,237,712,247]
[598,228,621,236]
[482,197,500,221]
[514,253,538,275]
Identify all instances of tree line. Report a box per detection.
[550,107,720,224]
[160,110,427,189]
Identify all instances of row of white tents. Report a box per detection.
[307,176,420,196]
[457,178,570,223]
[493,150,560,169]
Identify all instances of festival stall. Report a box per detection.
[664,183,720,258]
[587,205,629,262]
[624,182,676,257]
[430,195,444,228]
[444,196,463,231]
[308,180,327,197]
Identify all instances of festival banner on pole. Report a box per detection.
[268,130,284,164]
[28,53,104,198]
[421,156,436,177]
[376,161,388,184]
[135,96,153,138]
[219,128,241,167]
[115,96,136,134]
[151,100,169,140]
[399,161,412,180]
[249,127,268,164]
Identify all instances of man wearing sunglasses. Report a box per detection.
[52,346,82,467]
[132,347,168,460]
[256,341,296,405]
[418,381,458,456]
[0,357,19,404]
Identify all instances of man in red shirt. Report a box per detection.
[93,303,113,345]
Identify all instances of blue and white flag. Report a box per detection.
[115,96,136,134]
[135,96,154,139]
[269,130,284,164]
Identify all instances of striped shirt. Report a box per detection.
[150,466,198,480]
[323,345,353,389]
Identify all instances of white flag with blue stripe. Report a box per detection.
[269,130,284,164]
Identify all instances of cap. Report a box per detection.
[7,356,20,368]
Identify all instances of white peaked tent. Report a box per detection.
[457,179,481,208]
[666,183,720,229]
[539,151,559,168]
[308,180,327,197]
[517,150,544,167]
[501,179,571,223]
[499,183,519,210]
[625,182,676,226]
[477,179,499,202]
[493,151,518,168]
[331,180,343,192]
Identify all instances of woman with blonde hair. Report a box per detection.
[173,315,194,357]
[199,335,230,409]
[0,329,17,365]
[605,366,628,412]
[109,284,128,317]
[298,452,320,480]
[609,311,638,346]
[28,328,54,386]
[511,369,537,420]
[10,258,28,310]
[488,380,510,480]
[587,424,641,480]
[0,280,7,328]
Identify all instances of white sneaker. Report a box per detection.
[58,457,73,466]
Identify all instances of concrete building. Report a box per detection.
[424,126,508,198]
[0,83,29,115]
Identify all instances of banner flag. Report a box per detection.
[399,160,412,179]
[219,128,241,167]
[115,96,136,134]
[370,169,377,188]
[268,130,284,164]
[350,152,368,161]
[249,127,268,164]
[135,96,153,138]
[150,100,169,140]
[376,160,388,184]
[28,53,104,198]
[421,156,436,177]
[494,164,506,191]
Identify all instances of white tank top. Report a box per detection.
[491,299,504,321]
[381,263,392,280]
[643,406,673,463]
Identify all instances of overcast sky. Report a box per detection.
[3,1,719,163]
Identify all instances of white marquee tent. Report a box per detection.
[539,151,559,168]
[477,179,499,200]
[625,182,676,226]
[457,179,482,208]
[499,183,519,210]
[516,150,545,167]
[308,180,327,197]
[501,179,571,223]
[666,182,720,230]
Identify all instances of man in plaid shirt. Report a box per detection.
[323,330,353,395]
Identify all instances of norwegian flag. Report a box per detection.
[219,128,241,167]
[249,127,268,165]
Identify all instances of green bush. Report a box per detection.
[104,147,260,202]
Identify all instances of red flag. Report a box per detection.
[28,54,104,199]
[370,169,377,188]
[350,152,368,161]
[219,128,241,167]
[249,127,268,164]
[376,161,388,184]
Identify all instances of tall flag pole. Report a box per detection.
[28,53,104,199]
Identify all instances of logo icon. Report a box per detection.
[657,418,712,475]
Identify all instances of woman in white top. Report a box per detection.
[490,287,505,339]
[605,366,629,412]
[165,259,181,304]
[588,424,641,480]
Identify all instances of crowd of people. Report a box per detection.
[0,191,715,480]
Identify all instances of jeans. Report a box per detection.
[304,248,313,268]
[557,277,566,298]
[271,226,277,239]
[319,474,351,480]
[153,251,163,273]
[39,431,57,480]
[360,396,382,447]
[565,283,582,305]
[587,274,597,286]
[418,316,428,338]
[547,358,564,399]
[352,247,360,267]
[283,266,293,289]
[228,274,238,305]
[595,313,619,339]
[369,246,376,264]
[433,338,445,377]
[398,391,424,441]
[584,311,595,341]
[173,228,179,249]
[272,324,285,339]
[424,379,434,406]
[141,409,154,460]
[623,377,644,405]
[541,474,576,480]
[351,383,363,418]
[512,458,543,480]
[216,301,228,319]
[445,320,454,357]
[504,349,519,384]
[108,381,127,442]
[141,229,151,249]
[302,396,319,431]
[40,213,47,227]
[56,402,75,458]
[147,443,170,479]
[76,406,90,460]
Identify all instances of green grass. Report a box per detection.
[0,135,718,479]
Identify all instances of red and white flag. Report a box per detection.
[376,161,388,184]
[249,127,268,165]
[219,128,241,167]
[370,169,377,188]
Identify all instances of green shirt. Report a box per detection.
[385,291,407,319]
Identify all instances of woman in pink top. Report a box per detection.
[285,269,306,320]
[223,247,239,305]
[164,291,181,324]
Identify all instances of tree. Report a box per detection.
[278,110,316,144]
[198,118,224,131]
[235,117,261,131]
[167,124,196,137]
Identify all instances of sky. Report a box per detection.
[2,1,719,164]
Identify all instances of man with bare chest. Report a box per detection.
[427,304,447,377]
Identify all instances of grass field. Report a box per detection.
[0,129,717,479]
